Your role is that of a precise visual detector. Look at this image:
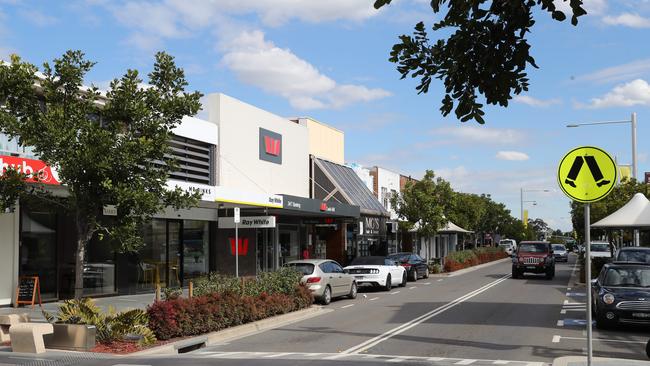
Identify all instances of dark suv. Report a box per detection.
[512,241,555,280]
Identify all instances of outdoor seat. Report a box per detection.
[9,323,53,354]
[0,314,29,342]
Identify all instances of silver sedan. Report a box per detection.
[284,259,357,305]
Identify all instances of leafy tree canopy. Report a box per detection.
[374,0,586,123]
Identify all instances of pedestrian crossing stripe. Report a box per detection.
[557,146,617,203]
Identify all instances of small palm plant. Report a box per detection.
[43,298,156,346]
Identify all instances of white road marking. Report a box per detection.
[437,279,444,282]
[369,297,379,301]
[387,357,409,363]
[560,310,566,314]
[324,354,347,360]
[428,357,445,361]
[562,308,585,312]
[552,335,562,343]
[566,292,586,297]
[424,282,432,285]
[342,274,511,354]
[263,352,294,358]
[525,363,545,366]
[341,304,355,309]
[409,286,417,289]
[201,352,245,358]
[557,335,648,344]
[390,291,400,295]
[557,320,564,327]
[493,361,509,365]
[564,300,585,305]
[455,360,476,365]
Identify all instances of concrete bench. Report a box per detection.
[0,314,29,342]
[9,323,53,354]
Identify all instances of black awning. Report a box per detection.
[281,194,360,218]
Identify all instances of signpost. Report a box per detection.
[234,207,240,278]
[558,146,617,366]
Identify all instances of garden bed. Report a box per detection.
[443,247,508,272]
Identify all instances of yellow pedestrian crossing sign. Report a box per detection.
[558,146,617,203]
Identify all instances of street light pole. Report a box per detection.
[632,112,638,181]
[520,188,550,221]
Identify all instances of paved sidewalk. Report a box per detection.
[553,356,650,366]
[0,292,163,322]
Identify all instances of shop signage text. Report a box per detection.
[361,216,386,236]
[0,155,60,185]
[219,215,276,229]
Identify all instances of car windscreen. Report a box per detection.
[552,245,566,251]
[518,243,547,253]
[617,250,650,263]
[604,267,650,287]
[350,257,385,266]
[387,254,410,263]
[284,263,314,275]
[591,243,609,252]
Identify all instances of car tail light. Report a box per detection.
[306,277,321,283]
[402,263,412,268]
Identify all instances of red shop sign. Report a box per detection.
[229,238,249,256]
[0,155,61,185]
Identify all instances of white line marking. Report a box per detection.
[390,291,400,295]
[557,320,564,327]
[342,274,511,354]
[552,335,561,343]
[525,363,545,366]
[324,354,347,360]
[369,297,379,301]
[562,308,586,312]
[341,304,355,309]
[437,279,444,282]
[428,357,445,361]
[424,282,432,285]
[387,357,409,363]
[263,352,294,358]
[203,352,245,358]
[558,336,648,344]
[564,300,585,305]
[493,361,509,365]
[560,310,566,314]
[409,286,417,289]
[455,360,476,365]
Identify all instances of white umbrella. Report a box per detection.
[591,193,650,228]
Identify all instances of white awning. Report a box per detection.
[592,193,650,228]
[438,221,473,234]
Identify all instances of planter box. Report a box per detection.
[43,324,96,351]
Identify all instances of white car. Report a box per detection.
[344,256,407,291]
[499,239,517,251]
[590,241,613,258]
[499,243,514,255]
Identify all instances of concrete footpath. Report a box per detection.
[553,356,650,365]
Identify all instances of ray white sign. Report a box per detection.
[218,216,276,229]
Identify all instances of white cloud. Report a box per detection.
[555,0,607,16]
[513,95,561,107]
[18,9,58,26]
[583,79,650,108]
[574,59,650,84]
[430,126,527,145]
[220,30,390,110]
[602,13,650,28]
[496,151,530,161]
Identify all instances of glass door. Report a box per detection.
[20,208,58,300]
[167,221,181,288]
[182,220,209,282]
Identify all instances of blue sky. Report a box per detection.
[1,0,649,232]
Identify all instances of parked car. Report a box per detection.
[499,242,515,256]
[591,262,650,329]
[614,247,650,264]
[499,239,517,251]
[590,241,614,258]
[284,259,357,305]
[344,256,407,290]
[511,241,555,280]
[387,252,429,281]
[552,244,569,262]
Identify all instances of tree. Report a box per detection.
[373,0,586,123]
[0,51,202,297]
[528,217,550,238]
[391,170,453,249]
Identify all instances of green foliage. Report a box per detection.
[0,50,202,297]
[374,0,586,123]
[193,267,303,298]
[570,179,649,243]
[44,298,156,346]
[391,170,452,238]
[162,287,183,301]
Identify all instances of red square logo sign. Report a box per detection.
[259,128,282,164]
[264,136,281,156]
[229,238,249,256]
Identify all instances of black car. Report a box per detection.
[592,263,650,329]
[387,252,428,281]
[615,247,650,264]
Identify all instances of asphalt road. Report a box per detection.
[0,254,648,366]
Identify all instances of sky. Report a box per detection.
[1,0,649,232]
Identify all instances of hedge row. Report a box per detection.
[147,286,313,340]
[444,247,508,272]
[192,267,302,298]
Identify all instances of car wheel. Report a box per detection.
[384,274,392,291]
[399,272,407,287]
[423,268,429,279]
[348,282,357,299]
[511,266,520,279]
[321,286,332,305]
[411,269,418,282]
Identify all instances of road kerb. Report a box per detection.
[129,306,331,357]
[553,356,650,366]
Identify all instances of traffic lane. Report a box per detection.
[359,259,576,362]
[197,259,513,355]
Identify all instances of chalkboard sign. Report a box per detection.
[14,276,41,309]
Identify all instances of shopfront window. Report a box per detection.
[136,219,168,291]
[279,225,299,266]
[182,220,209,280]
[20,208,58,300]
[83,234,116,297]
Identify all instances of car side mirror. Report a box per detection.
[394,261,399,266]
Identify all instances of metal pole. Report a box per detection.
[520,188,524,221]
[585,203,593,366]
[235,222,239,278]
[632,112,640,247]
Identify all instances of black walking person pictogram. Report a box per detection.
[564,155,611,188]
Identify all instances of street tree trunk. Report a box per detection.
[74,211,95,299]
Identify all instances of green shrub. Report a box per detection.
[43,298,156,346]
[162,287,183,300]
[193,267,302,298]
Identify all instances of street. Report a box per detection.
[2,255,648,366]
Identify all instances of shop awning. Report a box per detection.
[592,193,650,228]
[438,221,473,234]
[313,157,389,217]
